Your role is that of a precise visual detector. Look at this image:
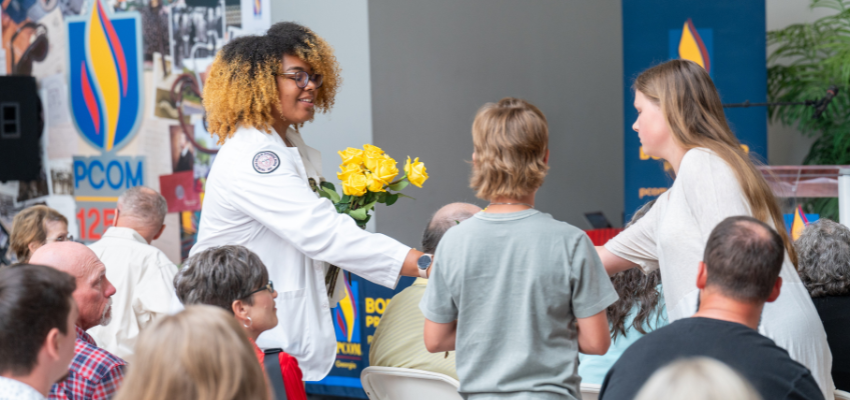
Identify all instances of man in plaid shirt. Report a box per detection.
[30,242,126,400]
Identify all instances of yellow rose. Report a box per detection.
[362,144,386,171]
[366,173,386,192]
[371,157,399,185]
[404,156,428,188]
[363,144,384,155]
[338,147,364,166]
[337,163,362,181]
[342,171,368,197]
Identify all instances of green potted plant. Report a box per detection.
[768,0,850,220]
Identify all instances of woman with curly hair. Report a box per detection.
[579,200,667,385]
[192,22,425,381]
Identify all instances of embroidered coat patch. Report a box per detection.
[253,151,280,174]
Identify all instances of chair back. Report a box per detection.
[360,366,463,400]
[581,383,601,400]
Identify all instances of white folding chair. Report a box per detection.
[360,366,463,400]
[835,389,850,400]
[581,383,601,400]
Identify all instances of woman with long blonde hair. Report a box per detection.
[113,305,270,400]
[597,59,834,398]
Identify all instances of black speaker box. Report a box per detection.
[0,76,43,182]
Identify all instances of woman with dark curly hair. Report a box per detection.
[192,22,425,381]
[796,219,850,391]
[579,200,667,385]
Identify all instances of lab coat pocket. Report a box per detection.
[259,287,309,353]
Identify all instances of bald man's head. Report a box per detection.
[30,243,116,330]
[421,203,482,254]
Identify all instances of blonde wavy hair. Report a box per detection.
[470,97,549,200]
[10,205,68,263]
[113,305,269,400]
[635,60,797,266]
[203,22,341,144]
[635,357,762,400]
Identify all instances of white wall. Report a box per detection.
[766,0,832,165]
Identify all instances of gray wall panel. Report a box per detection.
[369,0,624,248]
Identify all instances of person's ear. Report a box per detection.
[544,149,550,165]
[232,299,249,321]
[766,277,783,303]
[44,327,61,360]
[28,241,41,256]
[696,261,708,289]
[153,224,166,241]
[112,209,120,227]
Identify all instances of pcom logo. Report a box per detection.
[669,18,713,76]
[66,0,143,153]
[333,278,360,345]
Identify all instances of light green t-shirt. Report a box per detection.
[420,209,618,400]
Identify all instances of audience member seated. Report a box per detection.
[0,265,78,400]
[634,357,762,400]
[796,219,850,391]
[421,98,618,399]
[579,200,667,384]
[29,243,125,400]
[113,305,270,400]
[600,216,824,400]
[173,245,306,400]
[87,187,178,361]
[10,205,70,264]
[369,202,481,380]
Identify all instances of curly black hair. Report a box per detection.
[203,22,340,143]
[607,199,664,339]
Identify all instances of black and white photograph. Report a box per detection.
[169,1,224,70]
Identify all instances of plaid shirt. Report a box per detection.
[49,327,126,400]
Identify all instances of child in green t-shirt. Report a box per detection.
[420,97,618,400]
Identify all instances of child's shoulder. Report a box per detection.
[534,212,587,239]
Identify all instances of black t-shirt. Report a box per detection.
[813,295,850,391]
[599,317,824,400]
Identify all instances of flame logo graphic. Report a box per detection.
[679,18,710,73]
[67,0,142,153]
[791,205,810,241]
[334,277,358,343]
[253,0,261,16]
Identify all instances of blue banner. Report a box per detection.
[622,0,767,220]
[306,274,417,398]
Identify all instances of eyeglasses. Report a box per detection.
[245,280,275,298]
[48,235,74,243]
[275,71,323,89]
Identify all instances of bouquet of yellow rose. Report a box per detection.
[316,144,428,229]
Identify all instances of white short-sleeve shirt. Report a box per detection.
[191,126,409,381]
[605,148,835,399]
[87,227,179,362]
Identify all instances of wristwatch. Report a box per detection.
[417,254,433,279]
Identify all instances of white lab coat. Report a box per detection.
[190,126,409,381]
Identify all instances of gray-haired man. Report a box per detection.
[369,202,481,379]
[87,186,178,362]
